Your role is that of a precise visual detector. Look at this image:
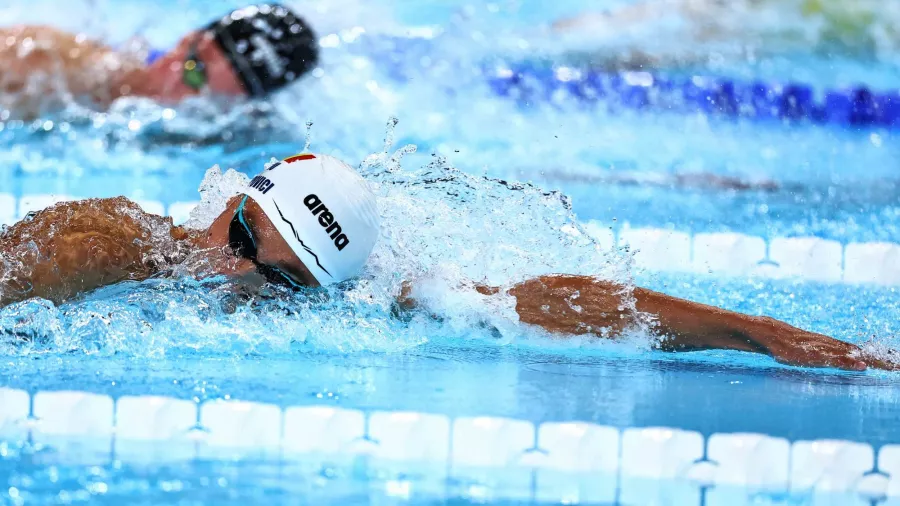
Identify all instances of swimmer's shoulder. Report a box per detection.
[3,197,181,244]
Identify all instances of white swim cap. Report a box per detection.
[243,153,380,285]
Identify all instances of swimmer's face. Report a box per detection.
[223,196,321,288]
[144,31,246,101]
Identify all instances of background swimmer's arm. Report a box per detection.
[508,275,897,371]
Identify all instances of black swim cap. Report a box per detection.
[206,4,319,97]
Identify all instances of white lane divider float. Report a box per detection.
[2,387,898,505]
[31,390,114,465]
[114,395,198,462]
[586,221,900,286]
[532,422,619,504]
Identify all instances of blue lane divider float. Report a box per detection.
[352,34,900,129]
[148,33,900,129]
[146,48,167,65]
[484,62,900,129]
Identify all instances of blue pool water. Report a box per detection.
[2,0,900,504]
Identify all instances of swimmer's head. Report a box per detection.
[236,154,380,287]
[147,3,318,100]
[204,4,319,97]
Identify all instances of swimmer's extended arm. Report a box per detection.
[507,275,898,371]
[399,275,896,371]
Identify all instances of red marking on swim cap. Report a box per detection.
[284,153,316,163]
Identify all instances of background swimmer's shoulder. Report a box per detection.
[0,26,143,119]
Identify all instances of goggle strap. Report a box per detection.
[235,195,257,249]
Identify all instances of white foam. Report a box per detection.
[181,166,248,230]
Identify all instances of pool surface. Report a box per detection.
[2,0,900,504]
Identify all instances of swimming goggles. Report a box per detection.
[228,196,305,290]
[182,35,208,91]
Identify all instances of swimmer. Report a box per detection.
[0,3,318,119]
[553,0,893,70]
[0,154,895,372]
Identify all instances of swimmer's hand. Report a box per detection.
[760,324,900,372]
[631,282,899,372]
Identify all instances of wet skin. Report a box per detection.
[0,196,895,371]
[0,196,314,306]
[118,30,246,102]
[0,26,246,118]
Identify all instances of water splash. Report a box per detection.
[361,117,417,174]
[0,121,636,357]
[302,121,314,153]
[0,0,895,363]
[182,165,249,230]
